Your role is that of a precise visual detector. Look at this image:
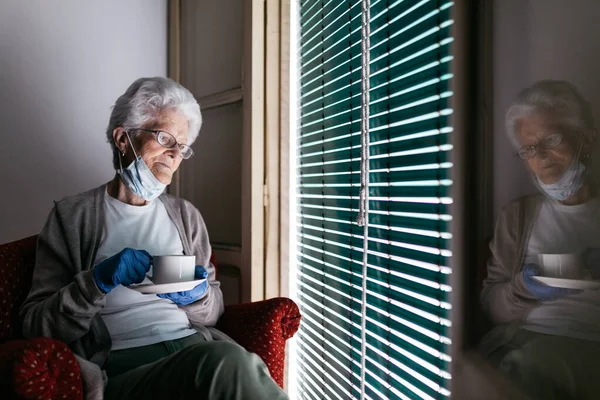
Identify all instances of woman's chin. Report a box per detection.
[155,172,172,185]
[537,174,560,185]
[152,166,173,185]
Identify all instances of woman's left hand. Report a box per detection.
[156,265,209,305]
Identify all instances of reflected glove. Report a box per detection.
[157,265,209,305]
[522,264,581,301]
[93,248,152,294]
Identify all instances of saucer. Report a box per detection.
[532,276,600,290]
[129,279,206,295]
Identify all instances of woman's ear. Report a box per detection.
[113,127,129,155]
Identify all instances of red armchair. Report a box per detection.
[0,235,301,399]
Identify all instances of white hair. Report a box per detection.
[106,77,202,169]
[505,80,595,149]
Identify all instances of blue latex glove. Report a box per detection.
[522,264,581,301]
[157,265,209,305]
[93,248,152,294]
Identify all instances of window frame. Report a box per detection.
[450,1,529,398]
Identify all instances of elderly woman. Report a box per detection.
[19,77,288,400]
[480,80,600,399]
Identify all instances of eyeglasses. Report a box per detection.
[516,132,564,160]
[129,128,194,160]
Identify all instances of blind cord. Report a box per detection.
[357,0,371,398]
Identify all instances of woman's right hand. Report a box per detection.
[522,264,581,301]
[92,248,152,293]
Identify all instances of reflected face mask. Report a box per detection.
[117,131,166,201]
[536,159,585,201]
[535,136,587,201]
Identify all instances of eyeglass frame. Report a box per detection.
[128,128,194,159]
[515,132,565,160]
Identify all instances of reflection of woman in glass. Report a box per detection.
[480,80,600,399]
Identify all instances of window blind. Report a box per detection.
[294,1,454,399]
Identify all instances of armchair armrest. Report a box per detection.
[216,297,301,388]
[0,337,83,400]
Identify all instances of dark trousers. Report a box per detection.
[104,334,288,400]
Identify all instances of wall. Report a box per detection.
[493,0,600,218]
[0,0,167,244]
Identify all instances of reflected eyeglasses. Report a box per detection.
[516,133,564,160]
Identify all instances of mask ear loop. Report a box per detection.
[573,133,590,181]
[118,130,140,173]
[124,130,140,159]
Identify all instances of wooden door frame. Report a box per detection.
[168,0,290,303]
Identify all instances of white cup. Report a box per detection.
[149,255,196,284]
[537,253,586,279]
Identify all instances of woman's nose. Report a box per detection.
[536,149,549,160]
[166,147,182,159]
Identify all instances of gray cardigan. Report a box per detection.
[479,193,544,356]
[481,194,544,325]
[19,185,225,398]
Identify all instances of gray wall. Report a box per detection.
[493,0,600,218]
[0,0,167,244]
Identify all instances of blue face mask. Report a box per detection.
[117,132,166,201]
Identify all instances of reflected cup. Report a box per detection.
[537,253,586,279]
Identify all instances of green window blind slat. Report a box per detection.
[298,341,358,399]
[296,1,453,398]
[301,73,451,127]
[301,48,452,114]
[364,354,437,400]
[298,222,451,268]
[298,254,451,322]
[299,130,450,164]
[298,212,451,252]
[299,292,451,395]
[297,357,349,400]
[298,242,449,308]
[301,19,452,100]
[300,83,450,135]
[297,248,451,306]
[301,0,358,43]
[299,288,451,392]
[298,204,450,233]
[299,241,432,283]
[299,152,451,176]
[298,186,450,201]
[301,56,451,117]
[298,268,451,354]
[365,320,451,381]
[301,9,451,96]
[301,15,361,76]
[298,115,450,149]
[297,196,450,218]
[300,0,450,81]
[299,267,449,342]
[299,167,452,190]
